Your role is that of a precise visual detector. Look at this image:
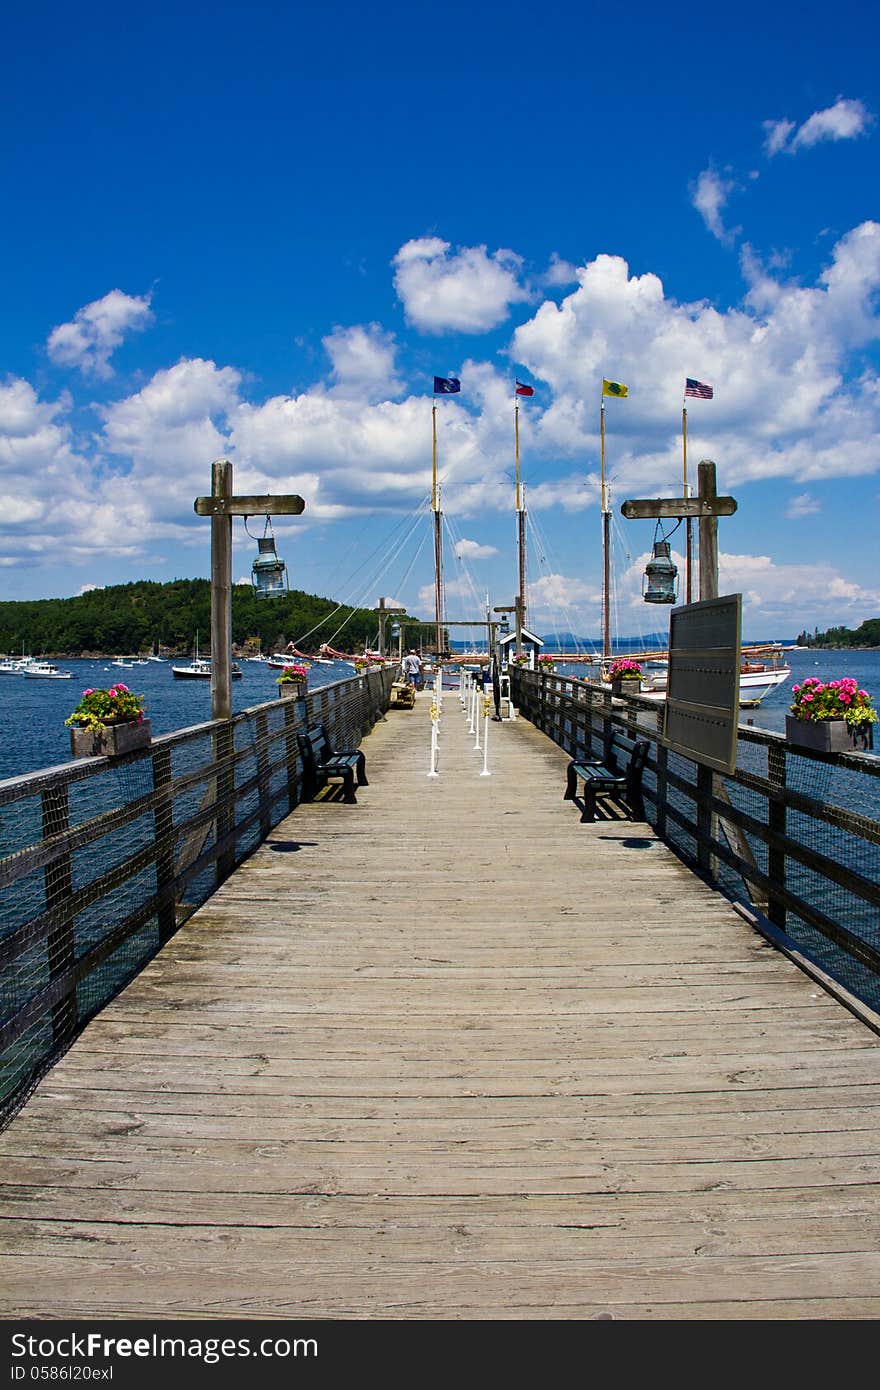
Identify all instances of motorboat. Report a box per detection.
[172,635,243,680]
[171,655,213,679]
[23,661,72,680]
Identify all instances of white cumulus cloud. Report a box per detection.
[323,323,403,400]
[454,538,499,560]
[392,236,529,333]
[47,289,154,379]
[764,97,873,157]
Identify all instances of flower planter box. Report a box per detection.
[70,719,152,758]
[785,715,873,754]
[610,677,641,697]
[278,682,306,699]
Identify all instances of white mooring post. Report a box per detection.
[467,680,476,734]
[427,700,440,777]
[480,696,492,776]
[473,691,482,751]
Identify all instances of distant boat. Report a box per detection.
[23,661,72,680]
[171,656,213,679]
[0,653,37,675]
[172,635,242,680]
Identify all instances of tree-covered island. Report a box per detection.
[0,579,432,657]
[797,618,880,648]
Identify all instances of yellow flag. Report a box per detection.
[602,379,628,398]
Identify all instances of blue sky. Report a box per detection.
[2,0,879,640]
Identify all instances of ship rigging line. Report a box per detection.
[288,496,432,649]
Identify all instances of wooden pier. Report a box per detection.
[2,689,880,1319]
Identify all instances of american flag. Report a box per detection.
[685,378,713,399]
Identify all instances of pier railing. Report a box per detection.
[512,668,880,1018]
[0,667,395,1126]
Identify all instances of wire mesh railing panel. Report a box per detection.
[512,668,880,1016]
[0,673,391,1129]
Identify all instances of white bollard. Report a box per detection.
[427,701,440,777]
[467,681,476,734]
[473,694,482,750]
[480,699,492,775]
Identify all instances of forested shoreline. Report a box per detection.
[0,579,416,657]
[797,618,880,649]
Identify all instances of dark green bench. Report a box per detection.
[298,724,368,804]
[564,731,648,823]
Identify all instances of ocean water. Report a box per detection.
[555,646,880,739]
[0,656,356,782]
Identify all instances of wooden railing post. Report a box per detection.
[284,700,300,811]
[42,785,76,1046]
[255,710,272,841]
[151,746,177,941]
[767,743,787,928]
[655,707,667,839]
[214,721,236,885]
[696,764,713,874]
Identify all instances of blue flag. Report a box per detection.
[433,376,461,394]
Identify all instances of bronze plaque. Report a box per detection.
[662,594,741,774]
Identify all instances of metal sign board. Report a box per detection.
[662,594,742,774]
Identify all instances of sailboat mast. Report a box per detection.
[683,404,692,603]
[600,403,611,660]
[432,401,443,657]
[515,399,526,637]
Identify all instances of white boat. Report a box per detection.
[172,636,242,680]
[633,652,791,708]
[0,654,37,674]
[267,652,313,669]
[171,655,213,679]
[111,657,136,669]
[23,661,72,680]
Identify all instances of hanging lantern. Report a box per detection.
[643,540,678,604]
[251,520,288,599]
[390,620,400,642]
[499,615,510,637]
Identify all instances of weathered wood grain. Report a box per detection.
[1,690,879,1320]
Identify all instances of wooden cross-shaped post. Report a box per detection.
[194,459,305,720]
[620,460,736,601]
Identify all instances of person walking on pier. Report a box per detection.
[403,649,422,689]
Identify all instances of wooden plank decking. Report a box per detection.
[2,690,880,1319]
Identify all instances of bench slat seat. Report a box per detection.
[564,732,648,822]
[298,723,368,804]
